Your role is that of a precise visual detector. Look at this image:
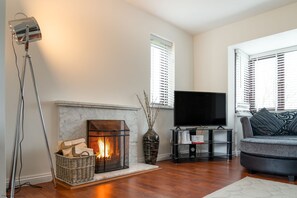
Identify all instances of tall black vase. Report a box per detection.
[143,128,159,165]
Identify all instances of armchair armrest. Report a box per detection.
[240,117,254,138]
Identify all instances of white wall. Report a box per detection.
[1,0,6,196]
[194,2,297,129]
[5,0,193,183]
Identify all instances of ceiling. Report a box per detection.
[235,28,297,55]
[125,0,297,35]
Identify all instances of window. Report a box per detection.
[150,34,175,107]
[284,51,297,109]
[235,49,249,111]
[254,56,277,109]
[235,47,297,112]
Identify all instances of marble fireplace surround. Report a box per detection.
[55,101,159,186]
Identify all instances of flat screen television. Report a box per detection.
[174,91,226,127]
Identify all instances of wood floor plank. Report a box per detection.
[10,157,297,198]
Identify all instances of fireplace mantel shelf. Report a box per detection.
[55,100,140,111]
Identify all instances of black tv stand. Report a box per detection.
[217,126,225,129]
[171,128,233,163]
[175,126,182,130]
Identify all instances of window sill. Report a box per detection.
[150,105,173,110]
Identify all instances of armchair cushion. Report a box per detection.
[250,108,284,136]
[287,116,297,134]
[273,111,297,135]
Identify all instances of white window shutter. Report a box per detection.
[235,49,250,111]
[284,51,297,110]
[150,34,175,107]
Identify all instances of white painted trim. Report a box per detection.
[0,0,6,197]
[6,172,52,188]
[6,155,170,187]
[157,153,171,161]
[138,153,171,163]
[250,45,297,59]
[227,46,236,157]
[4,156,169,187]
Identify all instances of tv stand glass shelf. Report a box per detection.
[171,128,233,162]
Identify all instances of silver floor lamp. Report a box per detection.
[8,15,56,198]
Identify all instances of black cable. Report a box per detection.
[15,99,24,194]
[9,182,42,195]
[11,33,25,194]
[16,182,42,189]
[11,34,23,97]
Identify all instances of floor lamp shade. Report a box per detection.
[8,17,42,45]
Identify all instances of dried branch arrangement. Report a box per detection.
[137,91,160,130]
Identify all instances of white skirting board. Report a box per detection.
[6,154,171,186]
[138,153,171,163]
[6,172,53,188]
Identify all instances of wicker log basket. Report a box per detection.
[55,151,95,185]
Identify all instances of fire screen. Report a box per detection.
[87,120,129,173]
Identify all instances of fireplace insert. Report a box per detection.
[87,120,129,173]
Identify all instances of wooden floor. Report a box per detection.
[11,157,297,198]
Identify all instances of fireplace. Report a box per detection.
[87,120,129,173]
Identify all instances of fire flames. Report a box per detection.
[97,139,112,159]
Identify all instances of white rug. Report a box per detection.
[204,177,297,198]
